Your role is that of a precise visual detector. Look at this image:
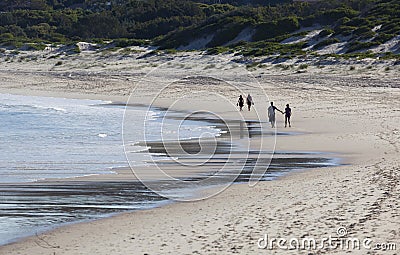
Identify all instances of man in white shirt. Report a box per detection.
[268,102,283,128]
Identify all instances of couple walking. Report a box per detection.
[268,102,291,128]
[236,95,291,128]
[237,94,254,111]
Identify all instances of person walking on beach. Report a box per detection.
[268,102,283,128]
[237,95,244,111]
[284,104,292,128]
[246,94,254,111]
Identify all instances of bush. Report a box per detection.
[335,17,351,27]
[252,17,299,42]
[357,30,376,40]
[316,7,359,25]
[334,25,357,36]
[353,26,372,36]
[0,32,14,40]
[373,33,395,43]
[318,29,334,38]
[380,21,400,34]
[299,15,315,27]
[206,46,230,55]
[252,21,279,41]
[346,17,370,27]
[277,16,299,33]
[113,38,147,48]
[346,41,380,53]
[313,38,340,49]
[207,18,248,47]
[25,43,46,51]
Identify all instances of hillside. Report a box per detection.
[0,0,399,59]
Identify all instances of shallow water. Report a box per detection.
[0,154,339,245]
[0,94,221,183]
[0,94,341,246]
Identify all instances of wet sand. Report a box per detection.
[0,51,399,254]
[0,114,338,245]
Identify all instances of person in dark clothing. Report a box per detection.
[237,95,244,111]
[284,104,292,128]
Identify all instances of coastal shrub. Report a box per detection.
[334,25,357,36]
[353,26,373,36]
[335,17,351,27]
[350,66,355,70]
[24,43,46,51]
[1,39,24,49]
[0,32,14,40]
[252,16,299,42]
[252,21,279,41]
[373,33,394,43]
[380,52,400,60]
[164,48,178,54]
[72,45,80,54]
[313,38,340,49]
[277,16,299,33]
[379,21,400,35]
[55,61,62,66]
[346,41,380,53]
[318,29,334,38]
[298,63,308,69]
[206,46,230,55]
[276,64,292,70]
[337,51,376,60]
[246,62,259,69]
[346,17,370,27]
[207,18,248,47]
[299,15,315,27]
[357,30,376,40]
[239,41,306,57]
[315,7,359,25]
[0,0,397,53]
[113,38,147,48]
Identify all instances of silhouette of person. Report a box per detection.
[284,104,292,128]
[246,94,254,111]
[237,95,244,111]
[268,102,283,128]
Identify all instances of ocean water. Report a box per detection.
[0,93,223,245]
[0,93,221,183]
[0,93,339,246]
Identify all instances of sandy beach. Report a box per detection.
[0,50,399,254]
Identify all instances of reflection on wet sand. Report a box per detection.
[0,113,340,245]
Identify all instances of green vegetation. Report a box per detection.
[298,63,308,69]
[0,0,398,59]
[314,38,340,49]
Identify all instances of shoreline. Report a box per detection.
[0,56,399,254]
[0,91,344,247]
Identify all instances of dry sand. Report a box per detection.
[0,50,399,254]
